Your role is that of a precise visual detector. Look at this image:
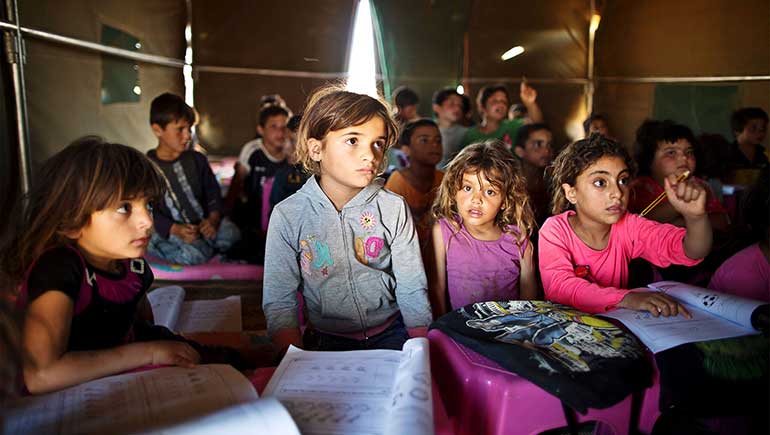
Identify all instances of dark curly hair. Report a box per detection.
[550,133,637,214]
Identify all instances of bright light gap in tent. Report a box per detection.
[346,0,378,97]
[183,24,194,107]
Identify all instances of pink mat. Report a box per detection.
[146,256,263,281]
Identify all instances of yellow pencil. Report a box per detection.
[639,170,690,217]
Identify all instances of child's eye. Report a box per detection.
[372,141,384,150]
[345,137,358,146]
[462,185,472,192]
[593,179,606,187]
[146,201,154,212]
[486,189,497,196]
[618,177,630,186]
[116,203,131,214]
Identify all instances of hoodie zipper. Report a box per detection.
[339,210,369,339]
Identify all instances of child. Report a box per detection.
[384,119,444,252]
[2,138,200,394]
[146,93,240,265]
[583,113,611,139]
[269,114,309,208]
[229,105,290,227]
[432,87,467,168]
[430,140,538,316]
[726,107,769,185]
[513,123,554,225]
[262,86,433,353]
[629,120,728,232]
[539,134,712,316]
[461,82,543,149]
[709,167,770,302]
[392,85,420,127]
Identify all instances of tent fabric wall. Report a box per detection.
[464,0,590,148]
[371,0,469,117]
[594,0,770,147]
[191,0,356,155]
[19,0,186,171]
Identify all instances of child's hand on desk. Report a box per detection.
[618,291,692,319]
[149,341,201,368]
[664,174,707,220]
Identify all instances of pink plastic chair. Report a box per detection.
[429,329,633,435]
[261,176,275,232]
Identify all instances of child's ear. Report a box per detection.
[59,228,82,240]
[514,146,525,158]
[308,138,323,162]
[561,183,577,204]
[432,103,441,115]
[150,123,164,138]
[257,124,265,137]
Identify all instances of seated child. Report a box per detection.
[709,167,770,302]
[513,123,554,226]
[539,134,712,315]
[269,114,309,208]
[146,93,240,265]
[262,86,433,353]
[392,85,420,127]
[629,120,728,232]
[430,140,538,316]
[432,87,467,168]
[726,107,768,185]
[461,81,543,149]
[3,137,200,394]
[583,113,611,139]
[384,118,444,253]
[235,105,290,231]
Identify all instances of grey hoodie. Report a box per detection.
[263,176,433,336]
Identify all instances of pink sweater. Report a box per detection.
[709,244,770,303]
[538,211,701,313]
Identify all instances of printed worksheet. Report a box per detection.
[3,365,299,435]
[148,286,242,333]
[263,338,434,435]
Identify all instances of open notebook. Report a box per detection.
[264,337,434,435]
[147,285,241,333]
[4,365,299,435]
[601,281,768,353]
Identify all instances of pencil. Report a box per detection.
[639,170,690,217]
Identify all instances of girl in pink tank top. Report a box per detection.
[430,140,538,316]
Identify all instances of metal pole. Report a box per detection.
[0,20,185,68]
[3,0,30,196]
[586,0,596,114]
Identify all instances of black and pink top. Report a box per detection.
[19,245,153,351]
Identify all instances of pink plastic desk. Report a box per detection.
[249,367,454,435]
[147,255,263,281]
[428,329,633,435]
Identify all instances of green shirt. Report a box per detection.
[461,118,524,149]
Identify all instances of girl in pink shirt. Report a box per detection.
[538,134,712,316]
[430,140,538,316]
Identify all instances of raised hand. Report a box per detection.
[664,174,707,220]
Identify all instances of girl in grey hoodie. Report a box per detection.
[263,86,433,354]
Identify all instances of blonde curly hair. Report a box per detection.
[295,84,399,176]
[431,139,535,245]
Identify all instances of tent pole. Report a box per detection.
[3,0,30,196]
[586,0,596,115]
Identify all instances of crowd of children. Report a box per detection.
[0,79,767,433]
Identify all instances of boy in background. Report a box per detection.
[147,93,240,265]
[513,123,554,226]
[432,87,467,168]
